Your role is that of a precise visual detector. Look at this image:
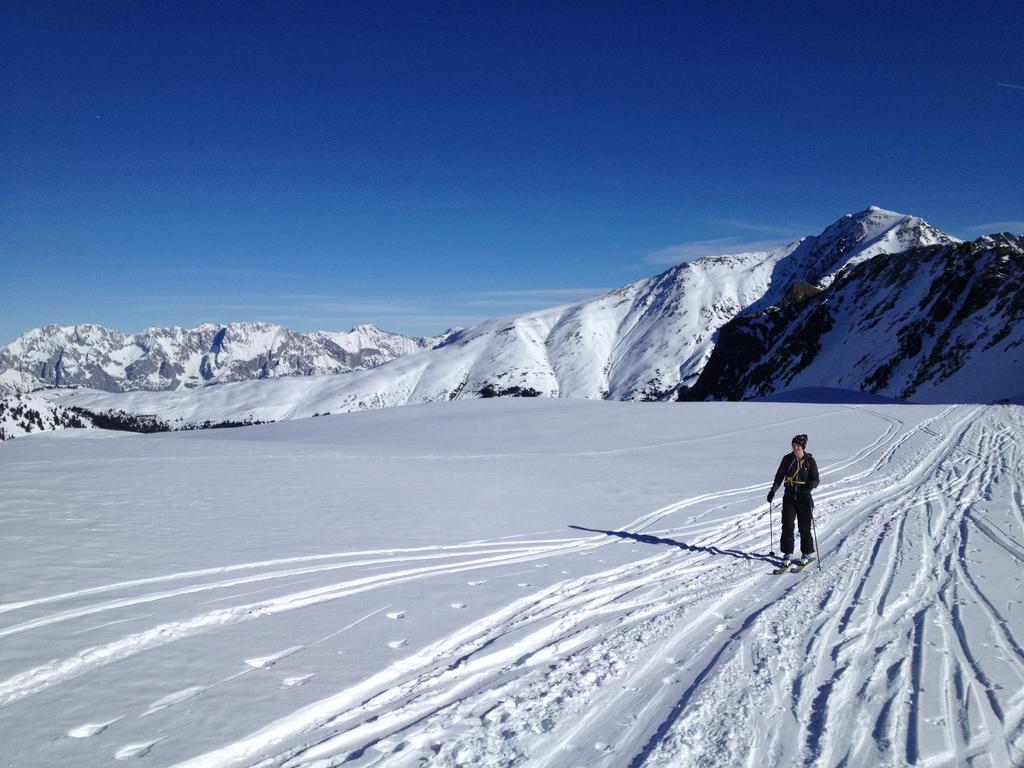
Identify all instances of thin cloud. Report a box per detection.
[963,221,1024,234]
[139,299,413,315]
[465,298,582,309]
[715,219,810,238]
[468,288,606,299]
[244,313,482,333]
[133,266,299,280]
[644,238,789,265]
[134,290,608,315]
[997,82,1024,91]
[118,293,492,336]
[438,287,609,310]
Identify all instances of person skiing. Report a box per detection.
[767,434,819,568]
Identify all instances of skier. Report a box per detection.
[767,434,819,570]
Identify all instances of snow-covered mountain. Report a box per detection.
[683,233,1024,403]
[22,206,984,433]
[13,205,1018,439]
[0,322,452,395]
[415,206,952,403]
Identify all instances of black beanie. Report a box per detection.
[792,434,808,448]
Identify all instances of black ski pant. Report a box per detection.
[781,491,815,556]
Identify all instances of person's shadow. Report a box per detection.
[569,525,776,564]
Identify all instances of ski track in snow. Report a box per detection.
[2,405,1023,767]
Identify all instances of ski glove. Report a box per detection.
[766,490,775,503]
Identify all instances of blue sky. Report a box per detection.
[3,1,1022,343]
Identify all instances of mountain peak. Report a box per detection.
[813,206,955,273]
[835,205,913,230]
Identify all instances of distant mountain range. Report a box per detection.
[0,322,454,395]
[3,205,1021,439]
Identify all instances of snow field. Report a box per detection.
[0,399,1021,767]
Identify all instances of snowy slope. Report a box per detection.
[0,322,450,395]
[1,399,1021,767]
[686,234,1024,404]
[0,393,91,441]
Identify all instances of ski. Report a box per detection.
[771,558,814,574]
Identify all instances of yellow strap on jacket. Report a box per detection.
[784,458,806,488]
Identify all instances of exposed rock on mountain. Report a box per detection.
[0,322,452,395]
[681,234,1024,403]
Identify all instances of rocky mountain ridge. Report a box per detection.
[681,233,1024,403]
[0,322,453,395]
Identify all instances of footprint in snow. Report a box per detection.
[386,611,406,620]
[68,717,124,738]
[450,603,466,609]
[388,639,408,649]
[467,580,487,587]
[114,739,164,760]
[594,742,614,753]
[517,582,531,588]
[282,674,316,687]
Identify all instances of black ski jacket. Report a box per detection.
[770,452,819,499]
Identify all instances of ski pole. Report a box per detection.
[769,500,775,557]
[811,511,821,570]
